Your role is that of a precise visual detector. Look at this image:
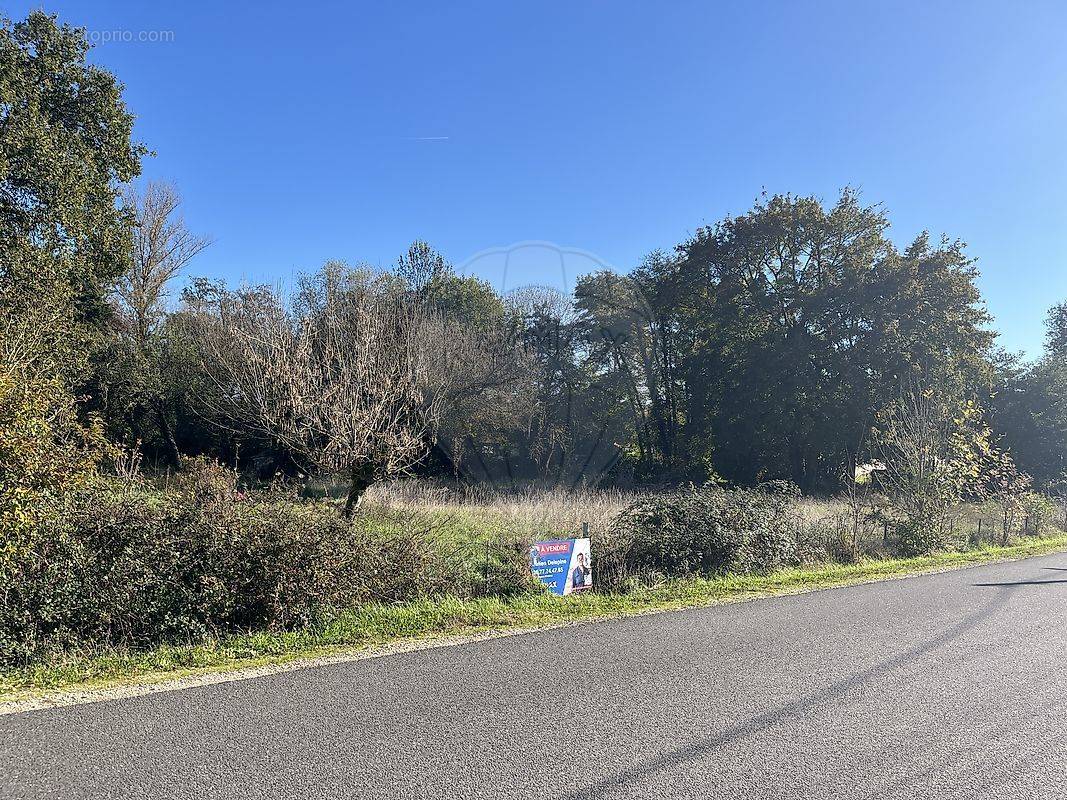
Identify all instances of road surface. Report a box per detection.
[3,553,1067,799]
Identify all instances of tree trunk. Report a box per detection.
[342,463,376,517]
[431,439,461,478]
[155,403,181,468]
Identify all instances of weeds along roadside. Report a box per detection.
[4,461,1066,680]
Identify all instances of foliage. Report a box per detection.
[1020,492,1058,536]
[407,248,538,483]
[0,371,102,543]
[994,308,1067,491]
[611,482,802,583]
[872,389,1027,555]
[0,11,145,380]
[4,7,1067,687]
[102,182,211,464]
[669,190,994,491]
[574,261,684,482]
[0,461,537,666]
[9,531,1067,696]
[0,317,107,551]
[0,326,111,663]
[1046,302,1067,359]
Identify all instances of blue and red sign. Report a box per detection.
[529,537,593,596]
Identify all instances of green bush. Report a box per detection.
[0,367,104,549]
[1021,492,1059,535]
[611,482,802,583]
[0,460,534,666]
[467,536,547,598]
[896,519,946,558]
[794,516,856,564]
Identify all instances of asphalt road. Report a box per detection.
[4,554,1067,799]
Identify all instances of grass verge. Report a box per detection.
[4,534,1067,704]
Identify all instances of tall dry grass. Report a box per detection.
[363,479,641,542]
[350,478,1067,562]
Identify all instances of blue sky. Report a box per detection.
[8,0,1067,356]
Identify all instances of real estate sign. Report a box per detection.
[529,537,593,596]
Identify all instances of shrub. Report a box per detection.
[0,364,113,662]
[871,390,1034,556]
[0,460,534,666]
[467,536,546,598]
[1020,492,1059,536]
[794,516,850,565]
[895,519,945,558]
[0,369,103,544]
[611,482,802,583]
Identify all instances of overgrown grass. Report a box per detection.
[362,479,639,542]
[5,532,1066,702]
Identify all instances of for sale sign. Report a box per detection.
[529,538,592,596]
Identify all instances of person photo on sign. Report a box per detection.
[571,551,591,591]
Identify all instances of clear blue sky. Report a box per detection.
[9,0,1067,356]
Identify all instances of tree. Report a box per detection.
[0,12,143,547]
[669,190,994,491]
[106,182,212,464]
[390,243,539,482]
[1046,301,1067,358]
[628,252,685,474]
[0,12,145,381]
[872,388,1024,555]
[575,264,681,481]
[0,317,106,564]
[994,306,1067,491]
[396,240,450,295]
[191,263,451,515]
[506,285,594,483]
[115,182,213,346]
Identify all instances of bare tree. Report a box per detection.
[116,182,213,343]
[110,182,212,464]
[192,263,457,515]
[419,302,539,480]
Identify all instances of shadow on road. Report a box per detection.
[973,579,1067,587]
[564,587,1015,800]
